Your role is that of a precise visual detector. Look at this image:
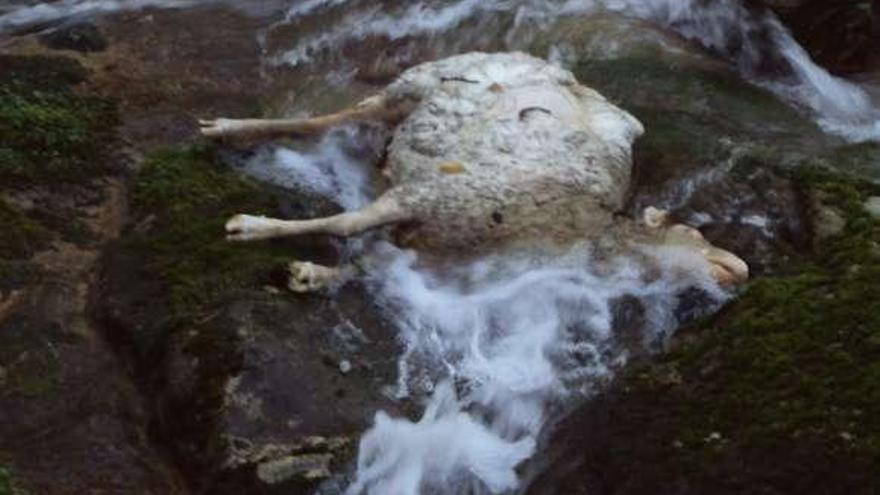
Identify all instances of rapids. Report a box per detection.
[2,1,876,494]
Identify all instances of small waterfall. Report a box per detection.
[344,244,725,494]
[603,0,880,142]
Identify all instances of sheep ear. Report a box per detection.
[643,206,669,229]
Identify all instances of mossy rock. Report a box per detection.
[0,55,87,93]
[815,141,880,182]
[114,145,343,361]
[530,166,880,494]
[0,465,27,495]
[0,55,117,185]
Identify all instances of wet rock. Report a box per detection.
[101,261,401,493]
[0,180,184,494]
[40,22,108,53]
[531,14,721,68]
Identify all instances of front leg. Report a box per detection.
[225,193,411,241]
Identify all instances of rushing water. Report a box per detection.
[2,1,876,493]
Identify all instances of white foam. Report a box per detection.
[347,383,536,495]
[343,241,725,494]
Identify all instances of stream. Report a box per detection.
[2,1,877,494]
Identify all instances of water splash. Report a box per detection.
[240,125,383,211]
[344,241,725,494]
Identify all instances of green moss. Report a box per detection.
[125,146,291,332]
[611,165,880,488]
[818,142,880,181]
[0,199,50,260]
[0,55,87,93]
[0,314,72,399]
[0,465,27,495]
[0,55,116,185]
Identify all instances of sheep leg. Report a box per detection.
[225,194,410,242]
[199,94,411,141]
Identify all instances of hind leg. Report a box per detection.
[199,93,413,141]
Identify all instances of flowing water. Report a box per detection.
[2,1,876,494]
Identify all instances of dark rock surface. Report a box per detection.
[40,22,107,52]
[760,0,879,75]
[100,251,402,494]
[0,53,185,494]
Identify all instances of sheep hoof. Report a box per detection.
[226,214,273,242]
[287,261,342,293]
